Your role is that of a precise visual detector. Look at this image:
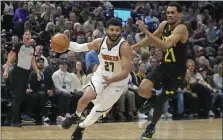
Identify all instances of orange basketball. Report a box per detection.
[51,34,70,53]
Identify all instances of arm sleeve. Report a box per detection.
[68,42,89,52]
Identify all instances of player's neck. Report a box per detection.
[106,37,121,49]
[169,20,181,30]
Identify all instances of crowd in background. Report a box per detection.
[1,1,223,125]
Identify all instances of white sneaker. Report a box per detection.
[161,114,165,119]
[208,110,215,117]
[56,116,66,122]
[138,112,148,119]
[164,112,173,118]
[42,116,50,122]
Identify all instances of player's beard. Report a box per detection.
[107,34,121,42]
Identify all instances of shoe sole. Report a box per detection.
[140,136,152,140]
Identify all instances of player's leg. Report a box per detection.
[71,86,125,140]
[138,65,164,114]
[141,90,169,140]
[75,86,96,117]
[141,74,184,140]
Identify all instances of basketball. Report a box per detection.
[51,34,70,53]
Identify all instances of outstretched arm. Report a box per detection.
[131,21,167,51]
[137,20,188,50]
[68,38,103,52]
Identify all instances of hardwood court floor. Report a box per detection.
[1,118,222,140]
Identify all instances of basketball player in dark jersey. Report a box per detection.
[131,2,189,140]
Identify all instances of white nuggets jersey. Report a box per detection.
[94,36,129,87]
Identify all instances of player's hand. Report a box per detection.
[102,76,113,88]
[3,71,8,79]
[37,72,41,81]
[136,20,147,32]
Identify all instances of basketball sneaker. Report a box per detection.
[71,124,85,140]
[62,113,80,129]
[139,91,157,114]
[140,123,155,140]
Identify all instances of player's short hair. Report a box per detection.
[168,2,182,13]
[106,18,122,28]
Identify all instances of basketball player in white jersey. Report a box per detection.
[63,18,132,140]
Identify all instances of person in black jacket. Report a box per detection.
[29,57,54,122]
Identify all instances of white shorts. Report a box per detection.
[85,74,126,113]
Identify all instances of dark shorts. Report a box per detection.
[146,63,186,94]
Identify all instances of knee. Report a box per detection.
[79,96,92,105]
[138,80,152,97]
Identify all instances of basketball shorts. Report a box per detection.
[84,74,126,113]
[146,63,186,95]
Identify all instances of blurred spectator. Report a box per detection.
[85,50,100,72]
[35,45,49,67]
[29,58,54,122]
[92,21,106,40]
[67,51,76,73]
[52,60,73,122]
[83,13,96,33]
[45,52,59,76]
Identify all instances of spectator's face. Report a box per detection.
[30,39,36,47]
[56,7,62,15]
[187,61,195,72]
[76,25,83,32]
[50,56,57,64]
[154,50,163,61]
[29,14,35,22]
[30,8,36,15]
[149,47,155,56]
[59,16,65,23]
[166,6,180,25]
[46,6,51,13]
[92,64,98,72]
[150,58,159,69]
[139,63,146,73]
[107,25,122,42]
[200,70,207,78]
[125,24,131,34]
[127,18,133,25]
[77,35,86,44]
[197,47,204,57]
[37,60,44,69]
[97,21,104,30]
[69,13,76,22]
[133,57,140,66]
[188,8,193,15]
[127,35,135,45]
[60,63,68,71]
[23,4,28,11]
[75,61,82,71]
[44,14,49,22]
[36,46,43,56]
[65,22,73,30]
[48,24,55,31]
[67,52,75,63]
[12,36,19,43]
